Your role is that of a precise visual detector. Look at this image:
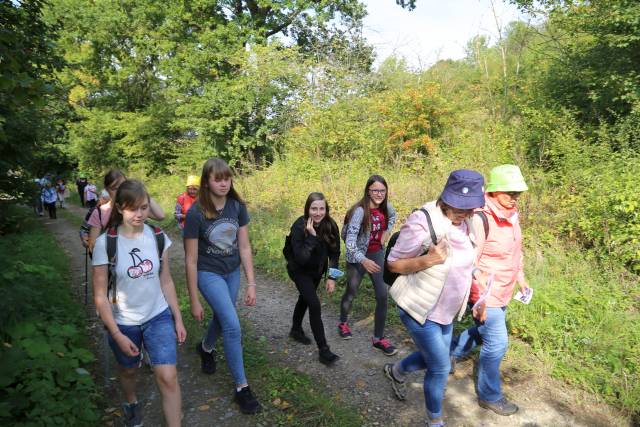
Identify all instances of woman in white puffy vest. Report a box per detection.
[382,169,486,427]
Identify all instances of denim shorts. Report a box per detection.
[108,307,177,368]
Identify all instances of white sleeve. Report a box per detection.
[162,232,172,256]
[91,234,108,266]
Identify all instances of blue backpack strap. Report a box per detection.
[106,226,118,303]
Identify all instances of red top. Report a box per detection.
[176,192,197,228]
[367,207,386,253]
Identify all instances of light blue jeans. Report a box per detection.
[398,307,452,419]
[197,268,246,386]
[450,306,508,402]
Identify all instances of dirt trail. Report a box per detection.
[43,205,628,427]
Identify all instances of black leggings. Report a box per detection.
[340,249,388,338]
[44,202,56,219]
[289,270,327,349]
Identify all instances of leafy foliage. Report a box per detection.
[0,208,99,426]
[0,0,71,204]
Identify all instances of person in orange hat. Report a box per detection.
[175,175,199,234]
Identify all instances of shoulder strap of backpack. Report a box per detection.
[148,224,165,274]
[106,226,118,303]
[418,208,438,245]
[474,211,489,239]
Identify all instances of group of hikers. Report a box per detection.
[33,175,70,219]
[76,157,530,427]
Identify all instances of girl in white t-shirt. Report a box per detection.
[93,179,186,427]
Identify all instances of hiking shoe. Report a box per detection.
[234,386,262,414]
[338,322,352,339]
[318,346,339,366]
[122,401,143,427]
[478,397,519,416]
[427,420,446,427]
[383,363,407,401]
[372,337,398,356]
[195,342,216,375]
[289,328,312,345]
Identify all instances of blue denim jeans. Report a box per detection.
[197,268,246,385]
[398,307,452,419]
[450,306,508,402]
[108,307,177,368]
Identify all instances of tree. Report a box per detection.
[0,0,70,205]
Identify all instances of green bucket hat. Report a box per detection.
[486,164,528,192]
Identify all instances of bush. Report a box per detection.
[0,207,99,426]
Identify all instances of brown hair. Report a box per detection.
[107,179,150,227]
[198,158,245,219]
[344,175,390,234]
[304,192,339,251]
[104,169,127,189]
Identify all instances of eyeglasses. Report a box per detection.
[369,189,387,195]
[505,191,522,198]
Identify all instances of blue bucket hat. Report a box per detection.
[440,169,485,210]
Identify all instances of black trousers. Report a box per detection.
[289,270,327,349]
[43,202,56,219]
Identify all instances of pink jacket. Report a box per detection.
[469,195,525,308]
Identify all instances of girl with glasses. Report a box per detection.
[338,175,398,355]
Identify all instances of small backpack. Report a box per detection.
[382,209,490,287]
[79,206,102,250]
[106,224,165,304]
[282,233,293,262]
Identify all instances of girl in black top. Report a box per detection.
[286,192,340,365]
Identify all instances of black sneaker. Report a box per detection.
[478,397,519,416]
[289,328,312,345]
[234,386,262,414]
[318,346,339,366]
[383,363,407,401]
[195,342,216,374]
[122,401,143,427]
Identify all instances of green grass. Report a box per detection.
[0,205,100,426]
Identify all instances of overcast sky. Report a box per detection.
[362,0,527,69]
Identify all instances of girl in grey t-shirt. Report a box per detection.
[184,158,262,415]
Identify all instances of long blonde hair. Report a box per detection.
[198,158,245,219]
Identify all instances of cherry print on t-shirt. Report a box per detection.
[127,248,153,279]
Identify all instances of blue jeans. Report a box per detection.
[450,306,508,402]
[197,268,246,385]
[108,307,177,368]
[398,308,452,419]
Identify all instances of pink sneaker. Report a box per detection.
[372,337,398,356]
[338,322,352,339]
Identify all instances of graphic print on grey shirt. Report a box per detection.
[183,199,249,274]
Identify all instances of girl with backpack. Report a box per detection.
[183,158,262,415]
[382,170,486,427]
[87,170,164,251]
[285,192,340,365]
[92,179,186,427]
[339,175,397,355]
[449,165,530,417]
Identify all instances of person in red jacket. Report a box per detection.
[175,175,199,234]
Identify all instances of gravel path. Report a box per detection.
[42,206,628,427]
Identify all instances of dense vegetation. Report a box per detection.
[0,207,99,426]
[1,0,639,420]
